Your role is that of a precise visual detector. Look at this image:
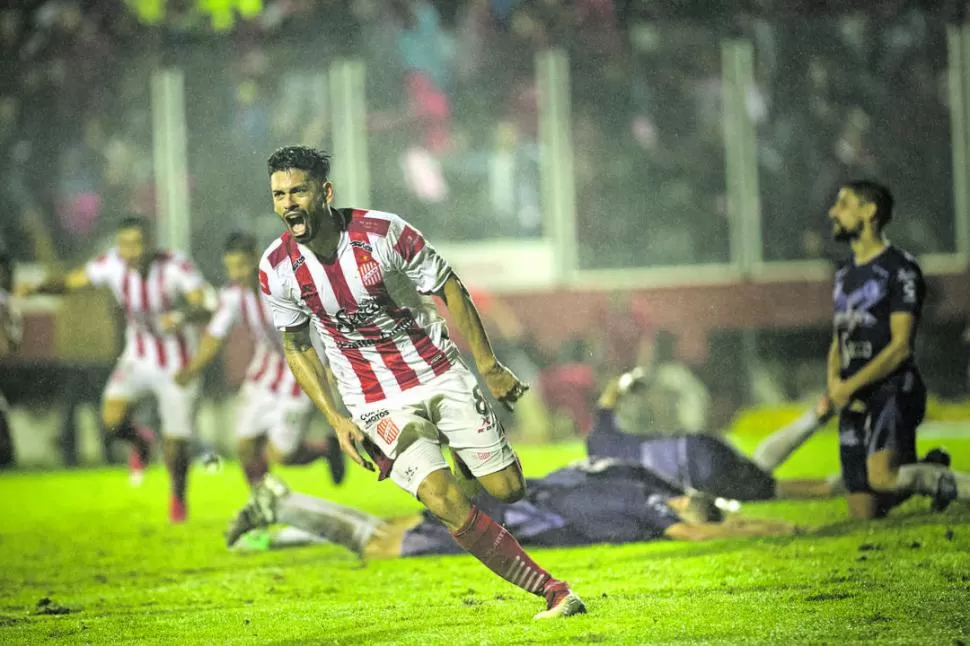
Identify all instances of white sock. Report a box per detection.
[270,526,329,548]
[751,408,822,472]
[277,492,383,555]
[895,463,946,496]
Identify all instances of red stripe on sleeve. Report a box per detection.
[392,225,426,262]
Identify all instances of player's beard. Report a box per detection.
[832,220,863,243]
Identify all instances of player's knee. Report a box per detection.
[100,404,127,432]
[866,468,898,494]
[486,477,526,504]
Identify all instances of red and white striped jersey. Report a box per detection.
[258,208,459,408]
[85,248,208,372]
[0,288,22,353]
[206,283,302,397]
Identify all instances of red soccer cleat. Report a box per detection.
[170,496,187,524]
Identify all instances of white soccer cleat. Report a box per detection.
[533,582,587,620]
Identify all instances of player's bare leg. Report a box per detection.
[101,397,154,486]
[416,467,586,620]
[237,436,269,487]
[164,437,191,523]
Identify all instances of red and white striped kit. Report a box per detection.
[259,209,459,408]
[84,249,205,371]
[207,283,301,397]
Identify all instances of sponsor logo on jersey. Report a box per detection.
[350,240,373,253]
[292,256,305,271]
[360,409,390,426]
[376,416,400,445]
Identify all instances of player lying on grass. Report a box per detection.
[257,145,582,618]
[587,368,843,501]
[825,181,969,518]
[174,232,345,489]
[588,368,954,504]
[18,216,215,522]
[225,458,798,558]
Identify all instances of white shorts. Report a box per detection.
[103,357,199,439]
[348,364,517,496]
[235,381,314,456]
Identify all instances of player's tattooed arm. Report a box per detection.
[437,273,528,408]
[280,323,374,471]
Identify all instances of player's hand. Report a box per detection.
[482,361,528,411]
[159,311,185,333]
[617,367,646,394]
[333,417,374,472]
[814,394,834,422]
[173,368,195,387]
[827,380,854,411]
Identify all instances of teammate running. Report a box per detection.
[225,460,798,558]
[174,232,345,487]
[825,180,969,518]
[257,145,584,619]
[18,216,215,522]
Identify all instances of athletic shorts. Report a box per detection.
[103,357,199,439]
[347,364,517,496]
[235,380,314,455]
[838,369,925,493]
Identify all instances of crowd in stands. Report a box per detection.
[1,1,966,447]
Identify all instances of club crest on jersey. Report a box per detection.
[376,416,400,445]
[359,261,383,287]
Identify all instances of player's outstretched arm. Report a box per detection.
[830,313,914,409]
[437,274,527,408]
[174,334,225,386]
[280,323,373,472]
[16,266,91,297]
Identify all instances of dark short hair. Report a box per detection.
[223,231,258,255]
[267,146,332,181]
[116,214,152,237]
[844,180,894,231]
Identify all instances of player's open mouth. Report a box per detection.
[285,211,309,237]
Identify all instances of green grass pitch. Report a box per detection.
[1,427,969,644]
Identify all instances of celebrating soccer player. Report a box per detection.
[825,180,969,518]
[18,216,215,523]
[174,232,345,487]
[255,145,584,619]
